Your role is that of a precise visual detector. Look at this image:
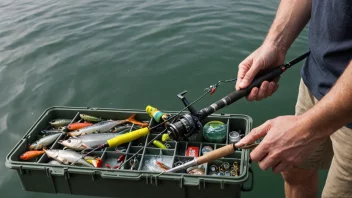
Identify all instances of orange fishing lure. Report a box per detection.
[19,150,45,160]
[67,122,93,131]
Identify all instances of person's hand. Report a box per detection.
[236,44,286,101]
[235,115,326,173]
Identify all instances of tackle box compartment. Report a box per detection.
[5,106,254,198]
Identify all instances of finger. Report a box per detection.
[273,76,280,84]
[267,81,276,96]
[236,57,254,90]
[239,61,262,89]
[235,120,272,147]
[272,162,288,173]
[246,87,259,101]
[257,81,269,100]
[258,155,281,171]
[273,84,279,93]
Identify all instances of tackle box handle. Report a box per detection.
[100,172,142,181]
[241,167,254,192]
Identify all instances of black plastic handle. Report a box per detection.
[229,66,283,101]
[177,91,198,115]
[246,66,283,91]
[241,167,254,192]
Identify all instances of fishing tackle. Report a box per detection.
[218,170,224,176]
[230,162,239,176]
[80,114,104,122]
[222,162,230,170]
[204,78,237,95]
[130,158,138,170]
[146,105,170,123]
[228,131,242,143]
[156,160,170,171]
[67,114,147,137]
[187,167,205,175]
[110,124,139,133]
[75,51,311,170]
[49,119,72,128]
[85,158,103,168]
[210,165,218,172]
[19,150,45,161]
[45,149,93,167]
[166,51,310,142]
[186,146,199,157]
[164,143,171,149]
[153,140,167,149]
[201,146,213,155]
[117,155,126,163]
[29,133,63,150]
[162,134,171,142]
[67,122,93,131]
[41,129,65,135]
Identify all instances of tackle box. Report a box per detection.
[5,106,254,198]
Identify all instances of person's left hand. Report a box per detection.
[235,115,326,173]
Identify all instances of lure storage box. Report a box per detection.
[5,106,254,198]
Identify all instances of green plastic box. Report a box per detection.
[5,106,254,198]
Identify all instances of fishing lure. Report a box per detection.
[49,119,72,128]
[85,158,102,168]
[117,155,126,163]
[19,150,45,160]
[79,114,104,122]
[29,133,62,150]
[153,140,167,149]
[162,134,171,142]
[67,122,93,131]
[156,160,170,171]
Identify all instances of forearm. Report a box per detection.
[300,61,352,139]
[263,0,312,52]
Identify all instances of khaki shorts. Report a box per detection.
[295,79,352,197]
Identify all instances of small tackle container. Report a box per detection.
[5,106,254,198]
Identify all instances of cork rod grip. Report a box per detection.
[196,144,235,164]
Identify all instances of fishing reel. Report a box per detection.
[166,91,203,141]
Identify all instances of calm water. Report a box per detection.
[0,0,327,197]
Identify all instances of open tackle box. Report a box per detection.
[5,106,254,198]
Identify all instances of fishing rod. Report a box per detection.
[163,50,311,173]
[166,51,311,141]
[74,50,310,169]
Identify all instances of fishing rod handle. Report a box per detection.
[199,66,284,118]
[196,144,236,164]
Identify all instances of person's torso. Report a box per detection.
[302,0,352,127]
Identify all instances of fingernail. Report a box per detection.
[235,142,244,147]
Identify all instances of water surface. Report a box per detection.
[0,0,327,197]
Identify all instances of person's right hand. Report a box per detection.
[236,44,286,101]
